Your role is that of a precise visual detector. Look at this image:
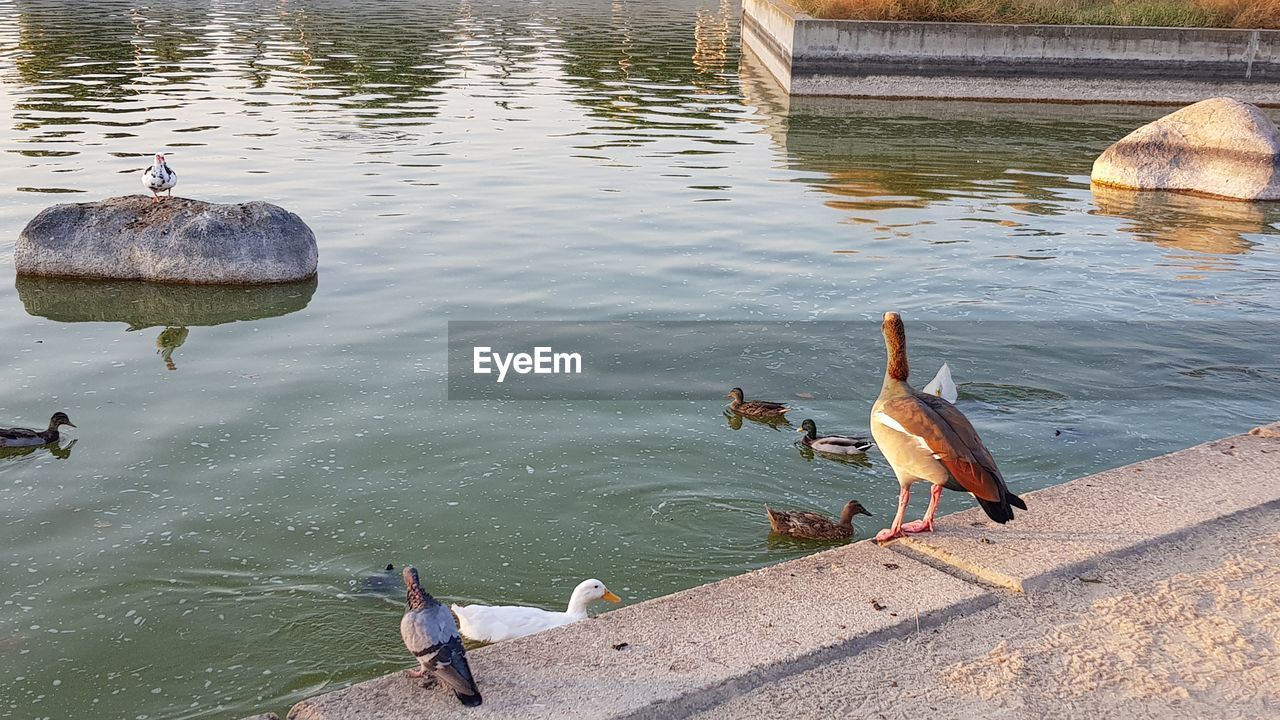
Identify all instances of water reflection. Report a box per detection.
[155,326,190,371]
[723,408,793,431]
[16,275,316,367]
[0,438,76,461]
[1090,184,1278,275]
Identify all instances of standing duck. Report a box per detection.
[726,387,790,419]
[0,413,75,447]
[766,500,872,540]
[870,313,1025,543]
[452,579,621,643]
[796,419,873,455]
[400,566,482,707]
[142,153,177,203]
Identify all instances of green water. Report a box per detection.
[1,1,1279,718]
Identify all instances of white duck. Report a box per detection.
[921,362,957,403]
[452,579,621,643]
[142,153,177,202]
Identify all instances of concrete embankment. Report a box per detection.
[275,421,1280,720]
[742,0,1280,104]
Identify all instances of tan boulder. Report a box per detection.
[1091,97,1280,201]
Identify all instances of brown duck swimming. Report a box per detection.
[0,413,75,448]
[726,387,790,418]
[766,500,871,540]
[870,313,1025,543]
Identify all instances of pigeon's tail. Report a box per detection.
[436,638,482,707]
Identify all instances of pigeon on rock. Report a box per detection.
[142,153,177,203]
[400,566,482,707]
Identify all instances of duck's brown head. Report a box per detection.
[49,412,75,430]
[882,312,908,381]
[725,387,745,404]
[840,500,872,524]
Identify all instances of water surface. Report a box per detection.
[1,1,1279,718]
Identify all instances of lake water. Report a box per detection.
[2,1,1279,718]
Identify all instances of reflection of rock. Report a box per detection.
[16,275,317,329]
[17,195,318,283]
[1090,184,1267,257]
[1092,98,1280,201]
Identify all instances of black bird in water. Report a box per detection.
[361,563,398,593]
[0,413,75,447]
[400,566,482,707]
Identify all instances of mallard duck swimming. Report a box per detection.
[796,419,873,455]
[870,313,1026,543]
[726,387,790,418]
[142,153,177,203]
[0,413,75,447]
[400,566,482,707]
[766,500,872,540]
[452,579,621,643]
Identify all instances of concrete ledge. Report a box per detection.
[743,0,1280,103]
[278,422,1280,719]
[894,420,1280,592]
[287,544,990,719]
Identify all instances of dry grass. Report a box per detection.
[794,0,1280,28]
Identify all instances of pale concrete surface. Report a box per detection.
[743,0,1280,104]
[280,423,1280,720]
[896,421,1280,591]
[287,544,990,719]
[695,503,1280,720]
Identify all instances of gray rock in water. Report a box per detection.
[16,195,318,284]
[1091,97,1280,201]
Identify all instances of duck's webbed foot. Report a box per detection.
[404,668,426,679]
[875,527,906,543]
[901,518,935,534]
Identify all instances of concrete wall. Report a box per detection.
[742,0,1280,104]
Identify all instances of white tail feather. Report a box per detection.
[921,363,958,404]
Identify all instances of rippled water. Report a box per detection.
[1,1,1279,718]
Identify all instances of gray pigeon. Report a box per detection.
[400,566,482,707]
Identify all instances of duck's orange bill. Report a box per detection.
[602,590,622,603]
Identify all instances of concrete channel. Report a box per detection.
[741,0,1280,104]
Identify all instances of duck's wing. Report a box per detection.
[451,603,562,642]
[0,428,43,446]
[741,400,789,414]
[877,393,1005,504]
[769,509,829,534]
[815,435,872,449]
[921,363,958,404]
